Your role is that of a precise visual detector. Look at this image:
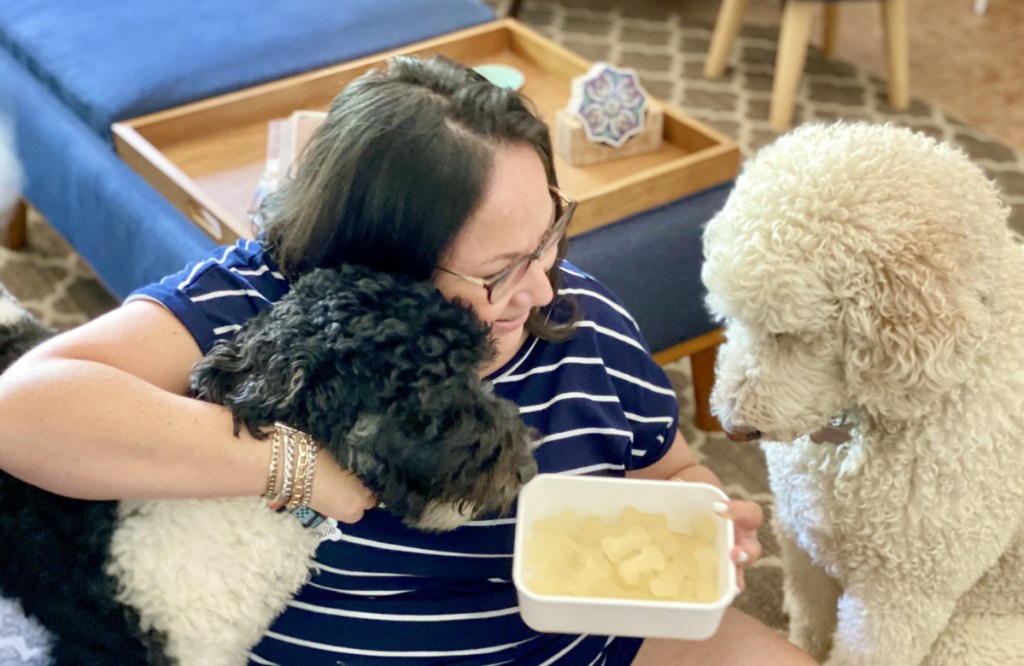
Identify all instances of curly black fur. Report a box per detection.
[190,264,538,528]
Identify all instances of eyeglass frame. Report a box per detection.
[436,186,577,304]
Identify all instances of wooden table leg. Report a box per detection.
[770,0,816,132]
[705,0,751,79]
[822,3,840,58]
[882,0,910,109]
[2,198,27,250]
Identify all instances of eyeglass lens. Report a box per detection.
[488,196,569,302]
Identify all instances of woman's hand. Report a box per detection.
[307,451,378,524]
[714,499,764,591]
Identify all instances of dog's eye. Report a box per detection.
[772,333,794,344]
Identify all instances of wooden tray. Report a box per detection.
[113,19,739,243]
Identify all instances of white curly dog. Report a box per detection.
[702,122,1024,666]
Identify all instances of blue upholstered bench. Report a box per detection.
[0,0,727,431]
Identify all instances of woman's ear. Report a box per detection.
[190,333,319,437]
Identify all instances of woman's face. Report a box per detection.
[435,143,558,376]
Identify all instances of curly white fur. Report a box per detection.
[108,498,320,666]
[703,122,1024,665]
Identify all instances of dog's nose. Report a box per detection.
[724,427,762,442]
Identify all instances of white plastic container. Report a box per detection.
[512,474,739,641]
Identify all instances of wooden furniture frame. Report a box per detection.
[1,200,27,249]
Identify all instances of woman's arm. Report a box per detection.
[626,430,721,486]
[0,300,374,521]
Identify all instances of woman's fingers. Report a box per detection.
[732,534,762,566]
[333,470,379,523]
[309,454,378,523]
[724,499,764,530]
[715,499,765,578]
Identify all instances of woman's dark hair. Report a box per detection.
[260,54,577,341]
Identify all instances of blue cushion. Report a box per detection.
[0,48,216,299]
[0,0,495,140]
[568,183,732,353]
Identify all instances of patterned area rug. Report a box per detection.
[2,0,1023,655]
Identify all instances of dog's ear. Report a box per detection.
[189,327,321,437]
[338,410,449,527]
[838,223,989,421]
[189,339,261,436]
[339,377,537,531]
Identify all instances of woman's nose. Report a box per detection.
[514,258,554,308]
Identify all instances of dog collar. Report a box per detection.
[809,409,859,444]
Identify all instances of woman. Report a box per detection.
[0,56,815,664]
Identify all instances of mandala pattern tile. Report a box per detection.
[568,63,650,148]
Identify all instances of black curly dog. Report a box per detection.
[0,266,537,664]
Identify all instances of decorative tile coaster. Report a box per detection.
[557,62,662,166]
[567,62,650,149]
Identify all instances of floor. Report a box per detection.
[644,0,1024,151]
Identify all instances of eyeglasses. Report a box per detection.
[437,186,577,304]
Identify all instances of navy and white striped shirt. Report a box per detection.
[129,240,680,665]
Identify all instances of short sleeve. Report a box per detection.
[126,240,289,354]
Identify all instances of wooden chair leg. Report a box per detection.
[821,3,840,58]
[770,0,817,132]
[691,343,722,432]
[881,0,910,109]
[704,0,751,79]
[2,198,27,250]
